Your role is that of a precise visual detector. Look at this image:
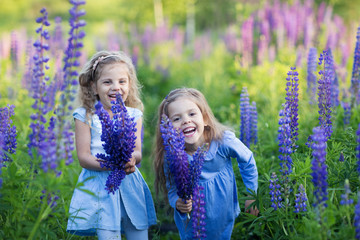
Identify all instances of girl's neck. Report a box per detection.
[185,137,208,155]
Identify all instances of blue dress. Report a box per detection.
[166,131,258,240]
[67,107,157,236]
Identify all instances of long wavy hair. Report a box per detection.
[77,50,143,119]
[153,87,229,197]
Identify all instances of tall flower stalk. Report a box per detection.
[294,184,307,213]
[240,87,251,147]
[269,172,282,210]
[277,67,299,203]
[94,93,137,194]
[350,27,360,107]
[27,8,59,174]
[286,67,299,150]
[307,47,318,104]
[317,49,334,141]
[357,123,360,174]
[0,105,17,188]
[311,126,328,208]
[355,192,360,240]
[240,87,258,148]
[160,115,206,238]
[54,0,86,166]
[250,101,258,145]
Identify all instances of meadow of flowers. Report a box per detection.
[0,0,360,239]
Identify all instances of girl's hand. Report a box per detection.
[176,198,192,213]
[245,199,259,216]
[124,157,136,174]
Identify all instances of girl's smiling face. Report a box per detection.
[93,62,130,114]
[167,97,207,150]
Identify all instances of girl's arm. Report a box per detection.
[124,117,142,174]
[75,119,104,170]
[224,131,259,216]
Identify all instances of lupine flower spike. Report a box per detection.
[286,67,299,150]
[28,8,60,174]
[294,184,307,213]
[55,0,87,166]
[307,47,318,104]
[317,49,334,141]
[354,192,360,240]
[250,102,258,145]
[160,115,207,238]
[278,106,292,176]
[0,105,17,188]
[357,123,360,174]
[269,172,282,210]
[311,126,328,208]
[240,87,251,147]
[94,93,137,194]
[340,179,354,206]
[350,27,360,106]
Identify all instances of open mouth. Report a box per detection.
[108,94,118,101]
[183,127,196,137]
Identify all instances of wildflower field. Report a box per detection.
[1,0,360,239]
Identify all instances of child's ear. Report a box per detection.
[203,114,209,126]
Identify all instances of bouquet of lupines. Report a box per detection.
[94,93,137,194]
[160,115,207,239]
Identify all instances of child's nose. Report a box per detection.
[112,82,121,91]
[182,116,191,124]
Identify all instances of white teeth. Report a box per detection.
[183,128,195,134]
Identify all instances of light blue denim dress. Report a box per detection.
[67,107,157,236]
[166,131,258,240]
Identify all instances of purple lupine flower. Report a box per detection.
[160,114,207,239]
[61,0,86,93]
[339,152,345,162]
[160,115,191,200]
[0,135,4,187]
[0,105,17,163]
[307,47,318,104]
[317,49,334,141]
[192,185,206,239]
[294,184,307,213]
[269,172,282,210]
[94,93,137,194]
[38,117,59,174]
[54,0,86,166]
[40,190,60,208]
[240,87,251,148]
[355,192,360,239]
[357,123,360,173]
[22,39,34,90]
[340,179,354,205]
[323,49,339,107]
[278,106,292,176]
[10,31,19,71]
[285,67,299,150]
[28,8,59,174]
[341,101,351,125]
[250,101,258,145]
[311,126,328,207]
[350,27,360,106]
[241,16,254,67]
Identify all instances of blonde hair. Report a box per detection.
[77,50,143,117]
[153,87,229,197]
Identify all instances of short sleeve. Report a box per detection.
[126,107,143,122]
[72,107,87,124]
